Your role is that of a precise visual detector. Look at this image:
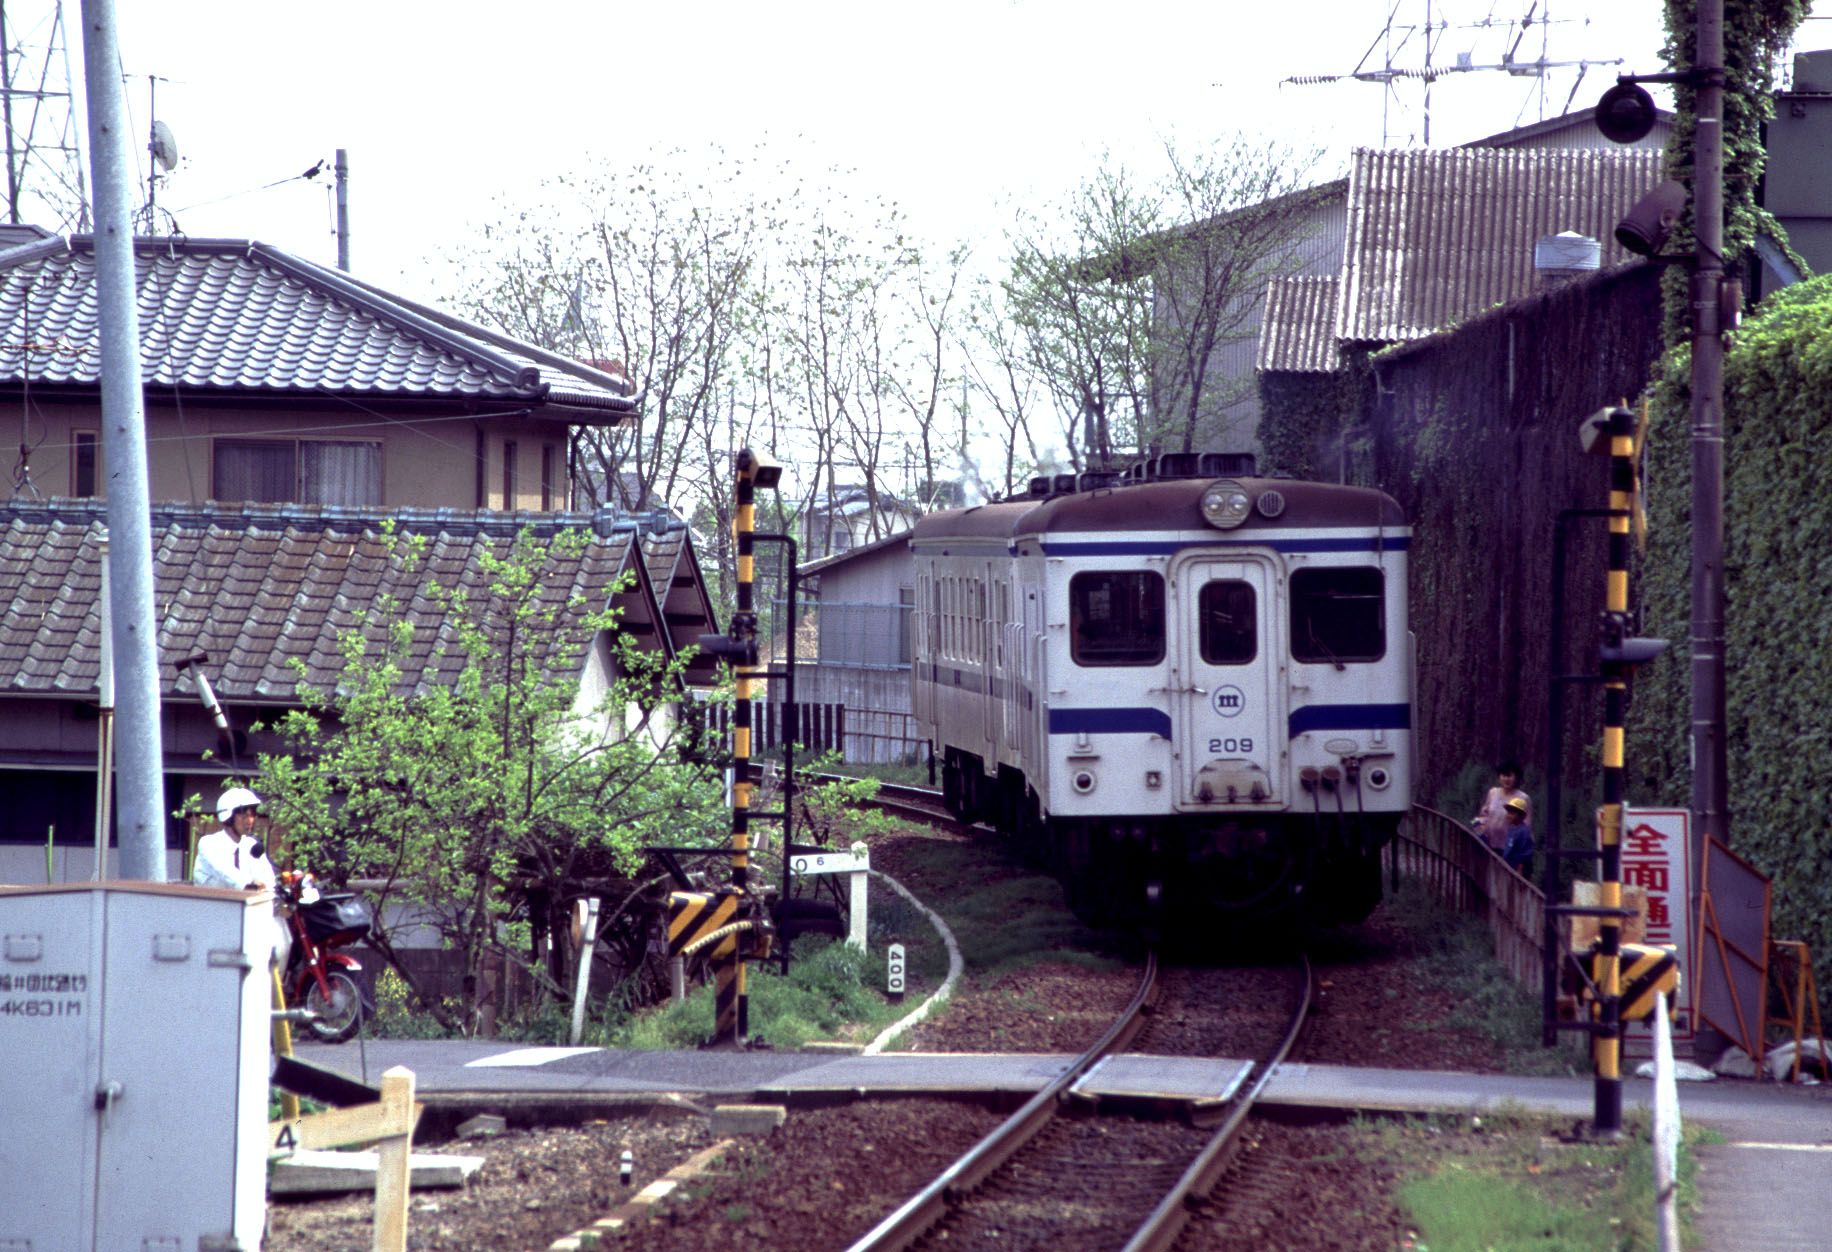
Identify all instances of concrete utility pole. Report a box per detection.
[1688,0,1729,913]
[335,148,350,271]
[79,0,166,879]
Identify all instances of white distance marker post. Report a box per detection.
[887,943,906,1002]
[788,841,871,950]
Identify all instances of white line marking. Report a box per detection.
[464,1046,600,1068]
[1725,1141,1832,1153]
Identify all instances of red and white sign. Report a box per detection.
[1619,806,1693,1056]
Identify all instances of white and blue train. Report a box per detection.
[911,453,1413,932]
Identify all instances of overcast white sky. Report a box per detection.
[12,2,1827,300]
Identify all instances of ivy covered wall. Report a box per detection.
[1259,265,1667,808]
[1631,272,1832,978]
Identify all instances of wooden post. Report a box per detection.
[272,965,299,1122]
[372,1066,416,1252]
[569,897,600,1045]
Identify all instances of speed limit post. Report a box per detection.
[887,943,906,1002]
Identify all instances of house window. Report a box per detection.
[503,440,518,509]
[214,440,296,503]
[72,430,98,497]
[302,442,383,505]
[213,439,381,505]
[541,444,557,511]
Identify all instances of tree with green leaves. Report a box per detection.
[252,524,730,1034]
[1001,135,1328,468]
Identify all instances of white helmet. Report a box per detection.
[215,787,262,823]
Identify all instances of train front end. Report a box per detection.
[1029,474,1412,930]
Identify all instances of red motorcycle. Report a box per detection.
[276,870,373,1042]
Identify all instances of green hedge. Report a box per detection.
[1633,272,1832,1014]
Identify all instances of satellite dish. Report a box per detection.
[150,120,179,172]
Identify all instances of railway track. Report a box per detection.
[843,954,1313,1252]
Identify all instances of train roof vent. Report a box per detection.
[1122,460,1152,484]
[1077,469,1123,492]
[1028,476,1055,498]
[1200,452,1257,476]
[1155,452,1202,479]
[1052,473,1078,495]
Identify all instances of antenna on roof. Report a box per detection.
[137,76,180,232]
[0,0,89,229]
[1282,1,1623,146]
[150,120,178,172]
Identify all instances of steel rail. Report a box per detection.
[843,950,1161,1252]
[1120,954,1315,1252]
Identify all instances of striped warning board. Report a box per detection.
[1618,943,1680,1021]
[667,890,740,959]
[1582,943,1679,1021]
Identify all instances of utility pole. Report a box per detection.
[1689,0,1729,918]
[79,0,165,880]
[335,148,350,271]
[1595,0,1732,1062]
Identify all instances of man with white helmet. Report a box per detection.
[192,786,277,891]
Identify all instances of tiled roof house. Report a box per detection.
[0,229,718,870]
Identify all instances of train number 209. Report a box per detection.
[1206,737,1254,755]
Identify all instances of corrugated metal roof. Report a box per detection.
[1258,276,1341,373]
[0,500,661,702]
[0,234,638,416]
[1337,146,1665,344]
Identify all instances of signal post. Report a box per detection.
[1547,406,1676,1137]
[670,448,784,1046]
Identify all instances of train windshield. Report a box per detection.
[1290,567,1385,663]
[1199,580,1257,664]
[1069,571,1165,666]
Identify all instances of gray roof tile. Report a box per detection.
[0,501,705,702]
[0,235,639,418]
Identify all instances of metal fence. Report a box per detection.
[1387,804,1545,989]
[803,601,912,669]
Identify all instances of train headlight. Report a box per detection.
[1071,769,1097,794]
[1199,480,1252,530]
[1365,766,1392,790]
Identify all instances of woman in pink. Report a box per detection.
[1472,761,1529,852]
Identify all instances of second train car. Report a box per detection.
[911,453,1413,934]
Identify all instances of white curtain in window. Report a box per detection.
[302,442,382,505]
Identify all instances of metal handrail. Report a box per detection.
[1387,804,1545,988]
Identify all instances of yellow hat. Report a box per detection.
[1505,795,1528,814]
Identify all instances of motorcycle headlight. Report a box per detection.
[1200,480,1252,530]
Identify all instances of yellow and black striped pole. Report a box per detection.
[1592,404,1638,1138]
[720,448,769,1043]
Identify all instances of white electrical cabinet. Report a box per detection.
[0,882,272,1251]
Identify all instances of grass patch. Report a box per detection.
[603,936,913,1050]
[869,829,1121,977]
[1356,1109,1704,1251]
[1377,880,1585,1076]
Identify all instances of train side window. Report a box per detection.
[1198,580,1256,665]
[1290,567,1385,663]
[1069,571,1165,666]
